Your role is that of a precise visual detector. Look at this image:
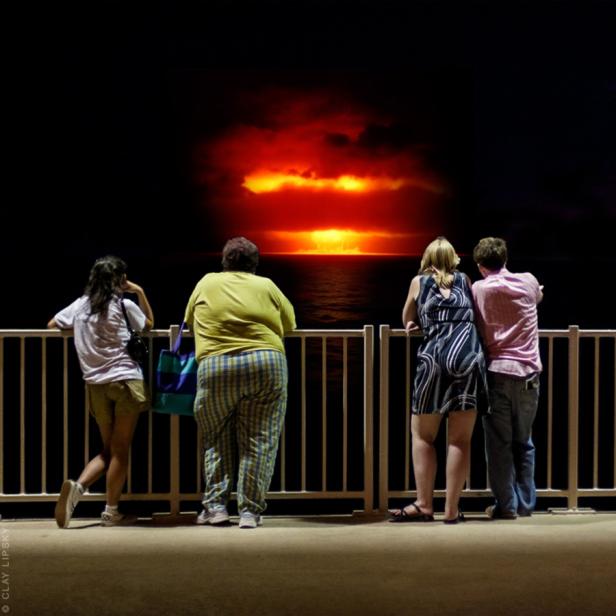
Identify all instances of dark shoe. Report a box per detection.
[389,502,435,523]
[486,505,517,520]
[443,511,465,525]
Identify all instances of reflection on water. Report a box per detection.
[263,255,417,328]
[292,261,374,325]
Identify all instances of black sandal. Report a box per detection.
[389,502,435,523]
[443,511,465,525]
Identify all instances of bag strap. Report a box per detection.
[120,299,135,334]
[171,321,187,354]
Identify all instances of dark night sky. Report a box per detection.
[3,0,616,327]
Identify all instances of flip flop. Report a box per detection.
[443,511,466,525]
[388,502,435,523]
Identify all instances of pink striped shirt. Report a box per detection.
[472,268,542,378]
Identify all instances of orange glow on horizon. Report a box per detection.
[243,171,442,194]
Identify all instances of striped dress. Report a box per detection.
[412,272,487,415]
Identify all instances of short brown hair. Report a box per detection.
[221,237,259,273]
[473,237,508,270]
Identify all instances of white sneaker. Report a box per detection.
[100,511,138,527]
[55,480,82,529]
[238,510,262,529]
[196,506,230,525]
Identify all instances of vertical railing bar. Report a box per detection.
[148,335,154,495]
[567,325,580,510]
[168,325,181,515]
[148,400,154,495]
[321,336,327,492]
[126,401,132,495]
[278,323,285,491]
[593,337,600,488]
[547,337,554,489]
[378,325,390,513]
[280,425,286,492]
[84,385,90,471]
[363,325,374,513]
[20,337,26,494]
[301,337,306,492]
[169,410,179,511]
[342,337,348,492]
[465,425,472,491]
[63,337,69,483]
[405,336,411,490]
[0,338,4,494]
[196,424,202,495]
[41,338,48,493]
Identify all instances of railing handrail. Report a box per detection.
[0,327,368,338]
[5,326,615,335]
[385,327,616,336]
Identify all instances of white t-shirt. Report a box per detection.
[53,295,146,384]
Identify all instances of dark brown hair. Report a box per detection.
[84,255,127,315]
[221,237,259,273]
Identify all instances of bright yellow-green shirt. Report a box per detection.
[184,271,296,361]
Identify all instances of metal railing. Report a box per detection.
[0,327,374,515]
[378,325,616,512]
[1,325,614,515]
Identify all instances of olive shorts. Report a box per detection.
[87,380,150,425]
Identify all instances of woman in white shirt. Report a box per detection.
[48,255,154,528]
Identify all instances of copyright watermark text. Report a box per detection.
[1,522,9,614]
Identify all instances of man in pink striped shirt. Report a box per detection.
[472,237,543,519]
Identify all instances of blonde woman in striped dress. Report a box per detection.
[390,237,487,524]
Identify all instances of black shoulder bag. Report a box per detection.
[120,300,149,364]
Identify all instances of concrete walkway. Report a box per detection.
[3,513,616,615]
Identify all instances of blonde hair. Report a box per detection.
[419,236,460,288]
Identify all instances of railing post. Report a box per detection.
[567,325,580,510]
[168,324,181,516]
[552,324,594,514]
[363,325,375,513]
[378,325,390,513]
[0,338,4,495]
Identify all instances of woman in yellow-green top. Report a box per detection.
[185,237,296,529]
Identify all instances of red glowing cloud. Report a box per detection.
[195,89,447,254]
[243,171,443,195]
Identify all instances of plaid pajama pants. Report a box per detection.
[194,349,288,514]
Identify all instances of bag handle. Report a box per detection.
[120,299,135,334]
[171,321,187,354]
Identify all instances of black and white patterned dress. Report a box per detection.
[412,272,487,415]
